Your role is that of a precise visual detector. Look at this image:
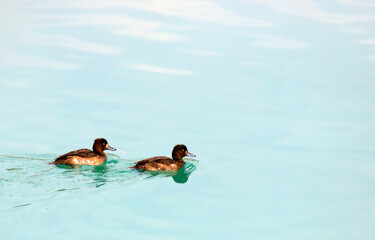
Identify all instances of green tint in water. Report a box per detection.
[0,154,198,210]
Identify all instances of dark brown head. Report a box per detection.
[172,144,196,160]
[92,138,116,154]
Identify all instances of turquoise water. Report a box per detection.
[1,1,375,239]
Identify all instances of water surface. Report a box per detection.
[1,1,375,239]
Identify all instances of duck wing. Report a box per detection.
[133,156,178,170]
[135,156,174,165]
[55,148,97,161]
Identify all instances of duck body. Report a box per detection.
[132,144,195,171]
[54,149,107,165]
[133,156,185,171]
[52,138,116,166]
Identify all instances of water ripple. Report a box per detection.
[0,153,198,211]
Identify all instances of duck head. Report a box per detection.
[93,138,116,154]
[172,144,196,160]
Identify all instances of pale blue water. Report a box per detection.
[1,1,375,239]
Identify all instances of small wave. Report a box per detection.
[0,154,200,211]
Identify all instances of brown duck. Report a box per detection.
[132,144,196,171]
[51,138,116,166]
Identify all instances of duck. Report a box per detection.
[51,138,116,166]
[132,144,196,171]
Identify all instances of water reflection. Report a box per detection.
[172,162,197,184]
[1,153,199,208]
[90,164,110,188]
[142,162,197,184]
[54,156,198,185]
[54,162,112,188]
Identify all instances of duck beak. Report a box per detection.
[185,152,196,158]
[106,145,117,151]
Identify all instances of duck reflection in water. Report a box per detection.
[54,159,117,188]
[142,161,197,184]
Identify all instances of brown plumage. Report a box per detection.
[52,138,116,166]
[132,144,196,171]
